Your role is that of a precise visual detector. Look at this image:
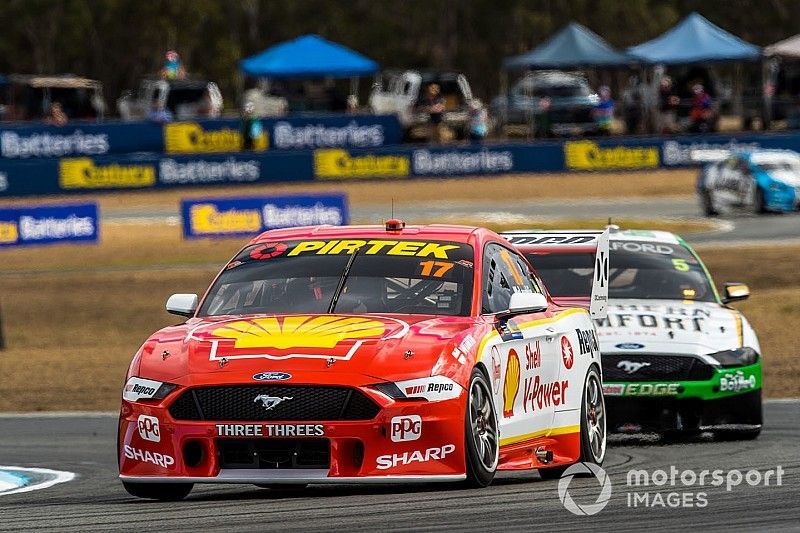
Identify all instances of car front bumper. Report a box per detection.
[119,385,467,484]
[602,362,762,433]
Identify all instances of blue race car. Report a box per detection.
[696,149,800,216]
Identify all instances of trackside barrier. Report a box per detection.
[3,131,800,197]
[181,194,349,238]
[0,114,402,159]
[0,202,99,247]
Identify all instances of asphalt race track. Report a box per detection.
[0,401,798,532]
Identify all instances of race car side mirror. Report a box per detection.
[166,293,198,317]
[722,283,750,303]
[498,292,548,320]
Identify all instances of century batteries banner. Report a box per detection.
[181,194,349,238]
[0,115,402,159]
[0,203,99,247]
[5,132,800,197]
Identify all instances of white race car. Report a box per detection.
[506,228,762,440]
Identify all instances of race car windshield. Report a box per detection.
[525,241,716,302]
[199,239,474,317]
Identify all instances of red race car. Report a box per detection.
[119,221,609,500]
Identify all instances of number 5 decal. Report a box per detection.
[672,258,689,272]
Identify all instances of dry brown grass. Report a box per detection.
[0,168,697,213]
[0,269,214,411]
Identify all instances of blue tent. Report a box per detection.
[504,22,631,70]
[240,34,378,78]
[627,13,760,65]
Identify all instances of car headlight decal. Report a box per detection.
[706,347,759,368]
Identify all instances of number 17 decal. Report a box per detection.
[419,260,454,278]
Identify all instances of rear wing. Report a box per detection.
[503,229,609,319]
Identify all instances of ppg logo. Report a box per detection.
[137,415,161,443]
[390,415,422,442]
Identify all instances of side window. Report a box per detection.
[482,243,538,314]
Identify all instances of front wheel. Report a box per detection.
[122,481,193,501]
[700,188,719,216]
[538,365,606,479]
[464,368,499,487]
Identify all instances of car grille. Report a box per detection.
[169,385,380,421]
[602,354,715,381]
[217,438,330,469]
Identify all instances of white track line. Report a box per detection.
[0,467,75,496]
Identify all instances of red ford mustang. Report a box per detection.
[119,221,609,500]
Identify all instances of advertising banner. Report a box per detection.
[0,114,402,159]
[0,203,99,247]
[181,194,348,238]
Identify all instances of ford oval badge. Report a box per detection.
[253,372,292,381]
[615,343,645,350]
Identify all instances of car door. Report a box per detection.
[482,243,560,442]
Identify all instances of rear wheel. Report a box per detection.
[753,185,767,214]
[122,481,193,501]
[538,366,606,480]
[464,368,498,487]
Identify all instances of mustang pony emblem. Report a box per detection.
[617,360,651,374]
[254,395,293,410]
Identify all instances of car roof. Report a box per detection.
[250,224,494,246]
[506,228,682,246]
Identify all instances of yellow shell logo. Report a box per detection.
[210,315,386,350]
[503,348,520,418]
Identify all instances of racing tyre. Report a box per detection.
[538,366,606,480]
[122,481,193,501]
[700,189,718,216]
[464,368,498,487]
[753,186,767,214]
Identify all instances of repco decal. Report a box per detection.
[575,328,599,355]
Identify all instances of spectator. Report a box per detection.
[689,83,713,133]
[658,76,680,133]
[46,102,68,127]
[533,96,552,138]
[161,50,186,80]
[593,86,614,135]
[147,101,173,123]
[622,76,643,134]
[240,101,262,151]
[419,83,446,143]
[467,99,488,141]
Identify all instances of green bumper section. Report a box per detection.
[603,361,762,401]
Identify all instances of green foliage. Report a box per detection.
[0,0,795,107]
